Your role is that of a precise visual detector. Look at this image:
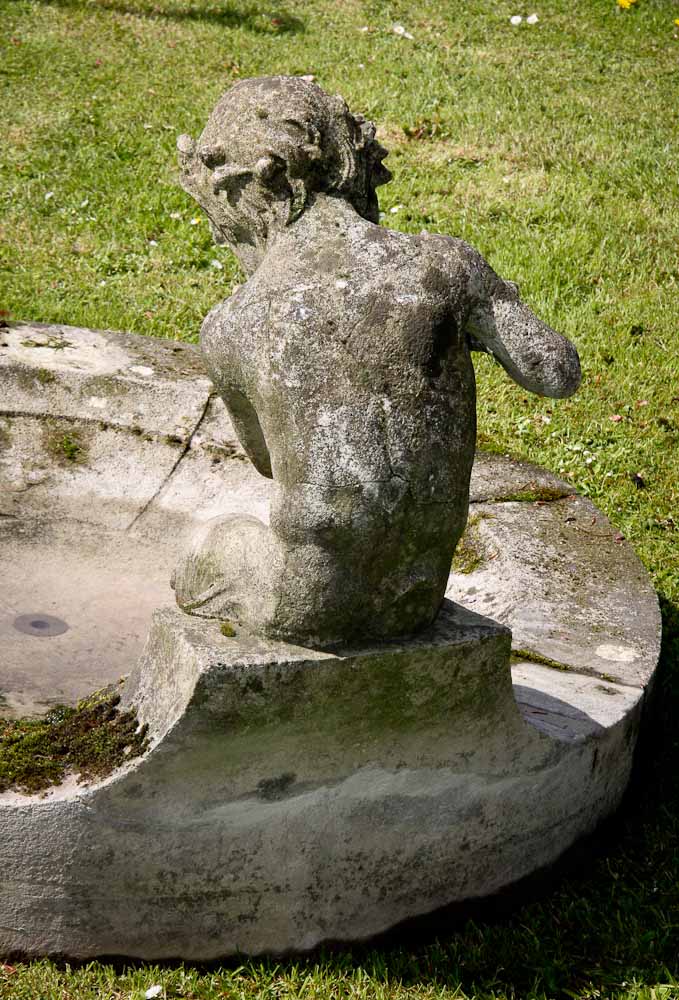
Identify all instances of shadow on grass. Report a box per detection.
[35,0,304,34]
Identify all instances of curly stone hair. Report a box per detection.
[181,75,391,225]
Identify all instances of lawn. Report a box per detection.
[2,0,679,996]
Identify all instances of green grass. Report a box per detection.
[2,0,679,996]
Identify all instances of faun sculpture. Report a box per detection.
[173,76,581,645]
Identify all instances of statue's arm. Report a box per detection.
[222,385,273,479]
[453,241,581,399]
[200,302,274,479]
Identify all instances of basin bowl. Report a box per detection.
[0,321,661,958]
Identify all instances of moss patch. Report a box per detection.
[501,485,572,503]
[0,687,149,795]
[451,514,490,574]
[43,424,88,465]
[220,620,236,637]
[35,367,56,385]
[511,647,572,671]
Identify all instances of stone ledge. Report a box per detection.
[0,597,643,959]
[447,497,660,689]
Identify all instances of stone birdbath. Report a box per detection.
[0,77,660,959]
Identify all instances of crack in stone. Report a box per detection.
[125,393,214,533]
[0,408,196,442]
[511,649,645,691]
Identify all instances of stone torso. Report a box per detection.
[173,75,580,643]
[202,199,477,500]
[199,199,477,640]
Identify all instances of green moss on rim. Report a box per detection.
[510,648,572,671]
[502,485,571,503]
[0,687,149,795]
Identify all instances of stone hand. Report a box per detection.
[463,247,581,398]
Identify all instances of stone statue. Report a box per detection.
[173,75,580,645]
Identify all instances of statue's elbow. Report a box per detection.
[541,343,582,399]
[504,339,581,399]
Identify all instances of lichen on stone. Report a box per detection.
[36,368,56,385]
[0,687,149,795]
[20,336,72,351]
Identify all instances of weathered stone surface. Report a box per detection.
[132,394,272,540]
[173,75,581,644]
[1,321,209,434]
[0,320,660,957]
[512,661,643,742]
[469,450,575,503]
[123,602,522,791]
[0,602,645,959]
[446,496,660,688]
[0,518,175,716]
[0,321,212,529]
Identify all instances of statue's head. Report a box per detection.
[177,76,391,267]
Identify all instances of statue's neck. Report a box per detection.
[233,195,371,278]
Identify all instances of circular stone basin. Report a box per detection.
[0,321,661,959]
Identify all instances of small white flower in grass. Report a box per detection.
[390,204,404,214]
[359,25,370,32]
[145,987,162,1000]
[44,191,54,201]
[211,259,223,270]
[510,15,522,25]
[99,280,107,286]
[169,211,181,220]
[80,198,89,208]
[148,239,158,247]
[392,23,414,39]
[526,13,539,24]
[189,217,201,225]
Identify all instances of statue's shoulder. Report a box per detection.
[202,276,262,326]
[200,273,281,363]
[419,232,477,268]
